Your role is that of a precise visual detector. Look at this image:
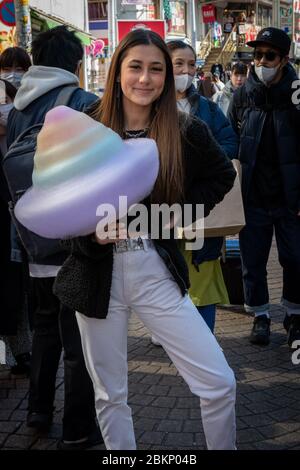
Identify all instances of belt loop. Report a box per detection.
[141,237,148,251]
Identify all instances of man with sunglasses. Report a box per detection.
[228,27,300,347]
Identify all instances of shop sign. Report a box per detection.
[201,4,216,24]
[280,6,293,37]
[117,19,165,41]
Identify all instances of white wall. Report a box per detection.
[30,0,86,30]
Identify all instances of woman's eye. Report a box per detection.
[130,65,140,69]
[152,68,163,72]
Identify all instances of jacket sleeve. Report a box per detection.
[210,100,238,159]
[227,87,243,136]
[183,117,236,218]
[61,235,112,261]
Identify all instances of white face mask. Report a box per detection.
[254,65,280,85]
[0,103,14,126]
[0,72,24,89]
[174,73,194,93]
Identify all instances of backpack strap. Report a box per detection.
[54,85,78,107]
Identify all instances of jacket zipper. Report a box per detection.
[156,244,188,292]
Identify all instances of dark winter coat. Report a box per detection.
[228,63,300,212]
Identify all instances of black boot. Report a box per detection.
[283,314,300,347]
[250,315,271,345]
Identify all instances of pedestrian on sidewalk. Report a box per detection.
[166,39,237,332]
[213,62,248,117]
[7,26,102,450]
[54,29,237,450]
[228,27,300,347]
[0,48,32,376]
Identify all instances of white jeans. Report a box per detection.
[76,243,236,450]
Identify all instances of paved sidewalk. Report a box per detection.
[0,241,300,450]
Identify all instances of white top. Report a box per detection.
[177,98,191,115]
[29,264,61,278]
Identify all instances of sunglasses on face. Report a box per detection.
[253,50,281,61]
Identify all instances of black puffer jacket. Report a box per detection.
[54,116,235,319]
[228,63,300,212]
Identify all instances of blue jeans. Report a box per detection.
[239,206,300,314]
[197,304,216,332]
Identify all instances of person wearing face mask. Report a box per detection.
[0,77,33,377]
[228,27,300,347]
[155,40,238,335]
[0,47,31,89]
[213,62,248,117]
[6,26,102,450]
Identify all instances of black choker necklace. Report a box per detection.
[124,128,149,138]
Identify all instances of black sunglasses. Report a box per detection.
[254,50,281,61]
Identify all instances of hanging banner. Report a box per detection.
[117,19,165,41]
[202,4,216,24]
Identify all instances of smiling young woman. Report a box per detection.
[55,29,237,451]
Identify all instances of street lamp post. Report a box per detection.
[108,0,117,57]
[273,0,281,28]
[14,0,32,52]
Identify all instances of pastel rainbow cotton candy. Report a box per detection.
[15,106,159,239]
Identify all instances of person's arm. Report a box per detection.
[61,235,112,260]
[209,100,238,159]
[227,87,242,136]
[183,117,236,218]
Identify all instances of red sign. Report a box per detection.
[202,4,216,24]
[117,20,166,42]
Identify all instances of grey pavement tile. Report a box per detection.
[139,431,165,445]
[0,421,21,433]
[4,434,37,449]
[151,397,176,408]
[134,418,157,432]
[163,432,194,448]
[137,407,169,419]
[0,433,8,446]
[236,428,266,444]
[0,399,20,410]
[130,394,155,406]
[167,386,191,397]
[241,414,276,428]
[129,383,151,395]
[168,408,190,420]
[31,438,58,450]
[182,420,203,433]
[8,390,28,399]
[159,376,184,386]
[145,385,170,396]
[156,419,183,433]
[0,410,11,420]
[176,397,199,409]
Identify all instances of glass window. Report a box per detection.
[88,1,108,21]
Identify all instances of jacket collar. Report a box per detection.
[245,63,297,108]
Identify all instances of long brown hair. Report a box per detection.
[91,29,183,205]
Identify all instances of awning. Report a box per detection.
[30,7,93,46]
